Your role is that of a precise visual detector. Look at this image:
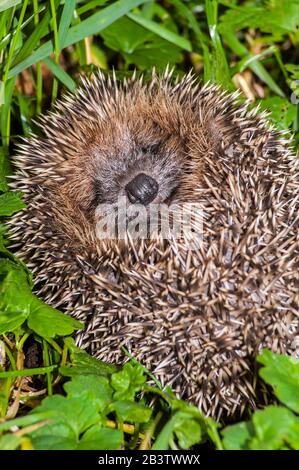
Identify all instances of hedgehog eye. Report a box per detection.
[141,143,160,154]
[93,180,104,205]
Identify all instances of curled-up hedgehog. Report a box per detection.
[8,69,299,419]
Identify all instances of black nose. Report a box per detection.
[125,173,159,205]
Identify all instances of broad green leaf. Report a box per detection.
[153,411,204,450]
[111,362,146,401]
[0,191,26,216]
[219,1,299,36]
[258,350,299,414]
[257,97,297,131]
[30,393,100,443]
[60,338,117,377]
[0,259,82,337]
[111,400,152,423]
[250,406,299,450]
[222,421,252,450]
[0,433,21,450]
[27,298,82,338]
[78,425,122,450]
[64,375,112,412]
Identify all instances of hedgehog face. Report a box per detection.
[90,124,184,210]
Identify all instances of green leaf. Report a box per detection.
[43,58,76,92]
[60,338,117,377]
[222,421,252,450]
[222,407,299,450]
[30,393,100,449]
[0,0,21,13]
[258,350,299,414]
[257,97,297,131]
[111,362,146,401]
[0,433,21,450]
[0,259,82,337]
[64,375,112,412]
[219,1,299,36]
[111,400,152,423]
[58,0,76,50]
[0,147,10,192]
[0,191,26,216]
[205,0,231,87]
[127,12,192,52]
[78,425,122,450]
[11,6,51,66]
[250,407,299,450]
[153,411,204,450]
[8,0,149,79]
[27,298,82,338]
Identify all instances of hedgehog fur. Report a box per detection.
[8,69,299,419]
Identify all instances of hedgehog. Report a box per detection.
[8,69,299,419]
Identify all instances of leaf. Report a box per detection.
[11,5,51,66]
[0,148,10,192]
[111,400,152,423]
[43,58,76,92]
[258,350,299,414]
[8,0,149,79]
[111,362,146,401]
[0,0,21,13]
[58,0,76,50]
[27,298,82,338]
[100,16,182,69]
[250,406,299,450]
[0,191,26,216]
[64,375,112,412]
[0,433,21,450]
[78,425,122,450]
[30,393,100,449]
[222,407,299,450]
[219,1,299,36]
[257,97,297,131]
[0,259,82,337]
[60,338,117,377]
[222,421,252,450]
[127,12,192,51]
[205,0,231,88]
[153,411,204,450]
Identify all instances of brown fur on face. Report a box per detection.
[9,70,299,419]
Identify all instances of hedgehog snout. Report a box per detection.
[125,173,159,206]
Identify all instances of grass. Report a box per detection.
[0,0,299,451]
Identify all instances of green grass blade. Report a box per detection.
[205,0,231,86]
[223,30,285,97]
[127,12,192,51]
[8,41,52,79]
[0,77,16,149]
[58,0,76,50]
[8,0,149,79]
[171,0,211,81]
[11,5,50,65]
[43,57,76,92]
[64,0,149,47]
[0,0,21,13]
